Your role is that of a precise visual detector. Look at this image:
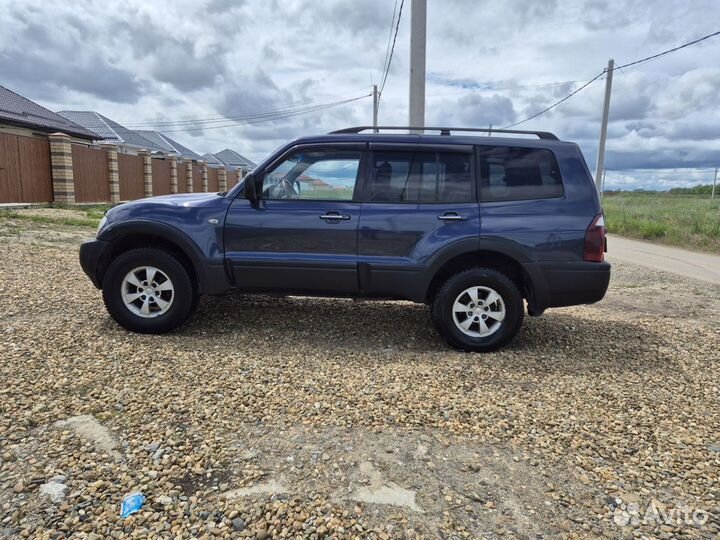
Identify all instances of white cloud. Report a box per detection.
[1,0,719,188]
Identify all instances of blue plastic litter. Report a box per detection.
[120,492,145,518]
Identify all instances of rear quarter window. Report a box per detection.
[477,146,564,202]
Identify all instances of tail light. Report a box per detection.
[583,214,606,262]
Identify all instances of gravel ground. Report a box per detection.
[1,212,719,539]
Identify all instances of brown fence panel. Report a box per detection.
[177,163,187,193]
[19,137,53,202]
[152,158,172,196]
[118,153,145,201]
[192,163,203,192]
[0,133,52,203]
[207,167,219,192]
[0,133,22,203]
[72,145,109,203]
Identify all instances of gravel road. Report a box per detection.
[1,212,719,539]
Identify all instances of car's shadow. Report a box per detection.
[175,293,670,374]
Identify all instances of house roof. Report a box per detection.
[0,85,98,139]
[135,130,202,160]
[202,153,225,166]
[57,111,166,152]
[211,149,257,170]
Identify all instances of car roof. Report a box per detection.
[288,132,573,149]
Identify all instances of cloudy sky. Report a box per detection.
[1,0,719,189]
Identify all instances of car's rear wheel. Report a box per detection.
[102,248,197,334]
[431,267,524,352]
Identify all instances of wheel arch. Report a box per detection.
[97,221,227,294]
[424,242,534,305]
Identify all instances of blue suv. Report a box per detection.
[80,127,610,352]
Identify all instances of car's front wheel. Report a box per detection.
[431,267,524,352]
[102,248,198,334]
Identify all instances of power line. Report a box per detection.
[501,29,720,129]
[159,94,371,133]
[379,0,404,96]
[380,0,399,87]
[123,95,369,128]
[501,72,606,129]
[615,29,720,70]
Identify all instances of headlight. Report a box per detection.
[96,216,108,237]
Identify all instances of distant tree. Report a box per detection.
[667,184,713,195]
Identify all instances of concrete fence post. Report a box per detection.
[101,143,120,203]
[200,160,208,192]
[185,159,193,193]
[168,155,178,194]
[48,132,75,203]
[138,149,152,198]
[218,166,227,191]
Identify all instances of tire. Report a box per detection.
[431,267,524,352]
[102,248,198,334]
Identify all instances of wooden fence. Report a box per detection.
[0,133,52,203]
[192,163,203,192]
[151,158,172,196]
[72,145,110,203]
[0,133,248,203]
[118,153,145,201]
[207,167,219,192]
[0,132,246,203]
[177,162,187,193]
[228,169,238,187]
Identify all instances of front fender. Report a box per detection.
[98,220,231,295]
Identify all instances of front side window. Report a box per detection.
[478,146,563,202]
[368,151,473,203]
[262,149,361,201]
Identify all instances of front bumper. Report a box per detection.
[79,239,110,288]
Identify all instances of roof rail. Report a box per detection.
[329,126,559,140]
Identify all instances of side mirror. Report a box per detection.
[244,173,257,204]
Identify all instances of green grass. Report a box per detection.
[0,211,98,228]
[0,203,112,228]
[602,192,720,253]
[49,203,113,221]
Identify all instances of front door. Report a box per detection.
[224,145,364,294]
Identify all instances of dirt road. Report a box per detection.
[608,234,720,284]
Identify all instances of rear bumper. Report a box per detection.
[79,239,110,289]
[525,260,611,311]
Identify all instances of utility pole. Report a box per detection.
[408,0,426,132]
[595,59,614,193]
[372,84,379,133]
[601,168,607,199]
[713,167,718,199]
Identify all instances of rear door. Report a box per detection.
[357,144,479,298]
[476,145,575,261]
[224,144,364,294]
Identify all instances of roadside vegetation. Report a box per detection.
[0,204,110,228]
[603,187,720,253]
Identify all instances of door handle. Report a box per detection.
[319,213,351,221]
[437,213,467,221]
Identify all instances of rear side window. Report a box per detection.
[369,151,473,203]
[478,146,563,202]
